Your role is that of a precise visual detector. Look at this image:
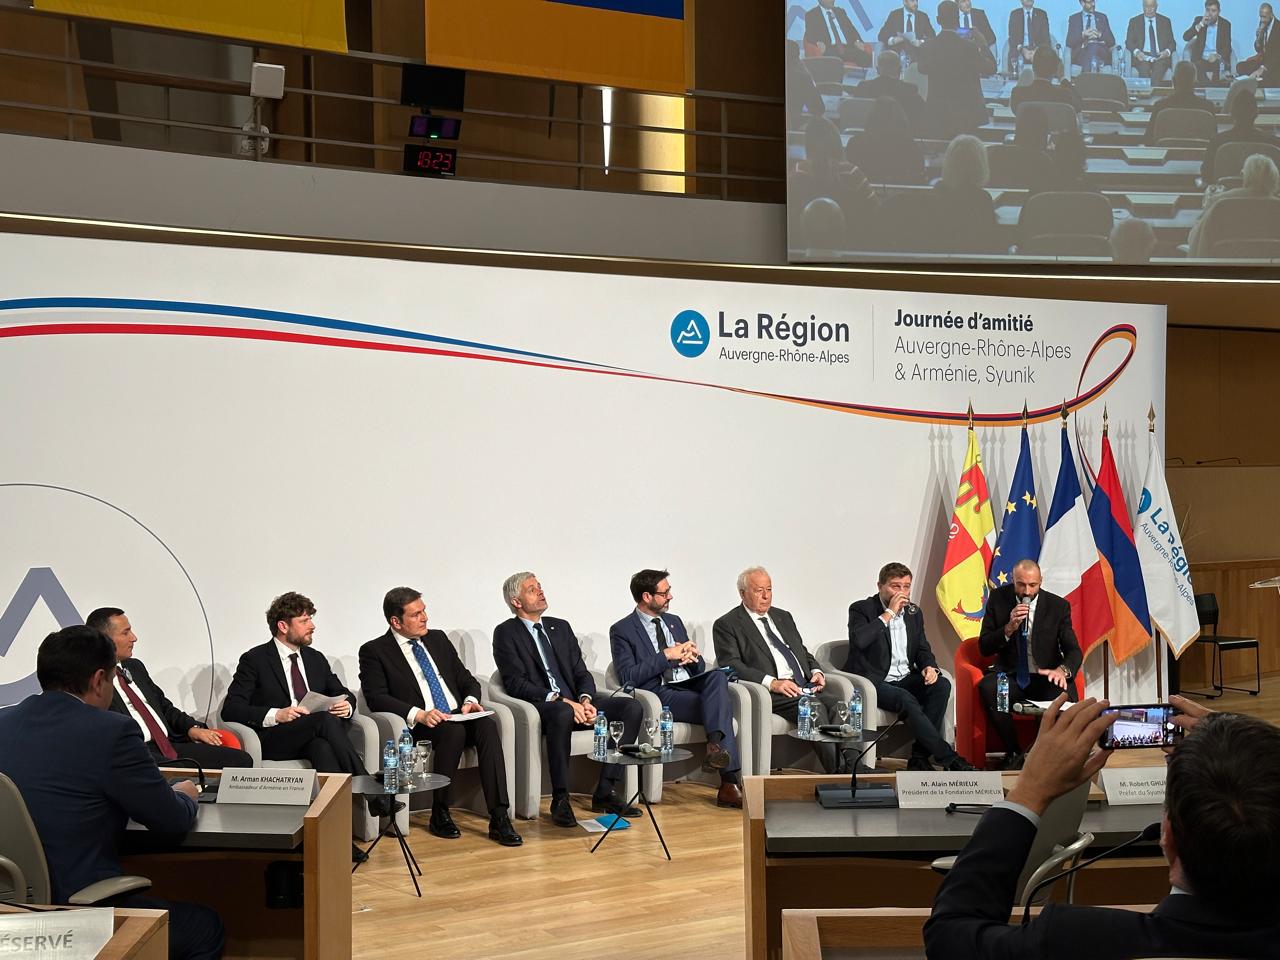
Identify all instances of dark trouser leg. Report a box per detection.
[977,672,1066,753]
[593,695,643,792]
[157,739,254,770]
[660,672,740,774]
[415,719,466,808]
[1193,58,1221,82]
[875,673,957,762]
[119,895,224,960]
[257,712,363,774]
[465,714,510,813]
[773,692,841,772]
[534,699,576,793]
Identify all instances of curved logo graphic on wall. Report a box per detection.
[670,309,710,358]
[0,484,213,710]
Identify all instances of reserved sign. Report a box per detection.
[0,908,113,957]
[1101,766,1167,805]
[218,768,317,805]
[895,771,1005,808]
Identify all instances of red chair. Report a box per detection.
[953,638,1084,769]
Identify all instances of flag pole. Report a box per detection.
[1149,404,1164,700]
[1101,406,1110,701]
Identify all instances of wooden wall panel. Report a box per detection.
[1179,559,1280,685]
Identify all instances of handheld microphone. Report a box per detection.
[814,710,907,809]
[608,682,636,698]
[1020,821,1161,923]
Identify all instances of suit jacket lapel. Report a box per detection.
[425,632,464,703]
[736,606,775,671]
[265,642,292,702]
[383,631,425,704]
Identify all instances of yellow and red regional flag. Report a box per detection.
[936,426,997,642]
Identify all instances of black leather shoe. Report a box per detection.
[591,791,641,818]
[351,843,368,863]
[488,814,523,847]
[906,755,933,771]
[428,808,462,839]
[943,756,978,772]
[550,793,577,827]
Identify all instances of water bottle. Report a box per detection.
[398,727,414,778]
[798,694,812,738]
[381,738,399,793]
[593,712,608,761]
[849,688,864,738]
[997,672,1010,713]
[660,705,675,756]
[1089,51,1098,74]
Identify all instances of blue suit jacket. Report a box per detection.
[0,691,196,902]
[1066,10,1116,65]
[608,610,706,692]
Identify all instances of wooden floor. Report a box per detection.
[350,681,1280,960]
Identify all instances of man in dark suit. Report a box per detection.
[609,569,742,808]
[1008,0,1052,73]
[221,592,365,776]
[492,571,642,827]
[924,694,1280,960]
[846,563,973,772]
[1144,60,1215,144]
[359,587,520,846]
[1010,47,1083,110]
[1239,1,1280,82]
[853,49,928,130]
[712,566,844,773]
[918,1,991,136]
[805,0,873,66]
[86,607,251,770]
[879,0,937,64]
[1184,0,1233,81]
[0,626,224,959]
[1127,0,1177,81]
[957,0,999,71]
[977,559,1083,769]
[1067,0,1118,73]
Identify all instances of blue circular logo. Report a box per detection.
[670,309,710,358]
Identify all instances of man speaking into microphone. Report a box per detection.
[977,559,1081,769]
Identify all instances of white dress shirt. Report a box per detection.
[881,602,911,682]
[640,610,689,683]
[1204,21,1218,54]
[394,630,478,726]
[1146,16,1160,53]
[520,616,570,702]
[114,667,170,743]
[827,8,847,44]
[746,605,821,688]
[262,638,311,728]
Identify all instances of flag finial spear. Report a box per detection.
[1148,403,1156,433]
[1103,405,1110,437]
[967,401,974,430]
[1059,399,1068,427]
[1021,402,1029,429]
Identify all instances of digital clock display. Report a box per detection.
[402,144,458,178]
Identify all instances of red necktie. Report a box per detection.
[119,671,177,760]
[288,652,308,702]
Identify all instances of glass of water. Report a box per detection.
[413,741,433,785]
[608,720,625,758]
[641,719,659,749]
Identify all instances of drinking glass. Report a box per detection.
[608,720,625,758]
[641,719,659,749]
[413,741,433,785]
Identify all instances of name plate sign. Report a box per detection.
[895,771,1005,808]
[1101,766,1167,805]
[0,908,113,958]
[218,768,316,805]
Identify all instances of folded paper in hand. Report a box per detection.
[299,691,348,713]
[447,710,495,722]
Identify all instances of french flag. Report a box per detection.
[1088,434,1152,664]
[1040,424,1115,662]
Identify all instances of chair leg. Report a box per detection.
[1182,641,1223,700]
[1220,644,1263,696]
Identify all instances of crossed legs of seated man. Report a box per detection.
[409,713,520,845]
[258,711,365,773]
[538,695,643,826]
[977,671,1078,767]
[659,669,743,807]
[874,672,972,771]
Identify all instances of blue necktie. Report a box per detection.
[1016,603,1032,688]
[409,639,451,711]
[533,623,571,695]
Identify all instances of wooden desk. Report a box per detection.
[745,774,1169,960]
[122,772,351,960]
[0,905,167,960]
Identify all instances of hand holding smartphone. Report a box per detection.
[1097,703,1185,749]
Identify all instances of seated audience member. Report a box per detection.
[956,0,999,55]
[492,572,643,826]
[1144,60,1214,145]
[785,40,825,120]
[1127,0,1178,82]
[1049,129,1091,190]
[879,0,937,64]
[1110,216,1157,261]
[805,0,873,66]
[1008,0,1052,72]
[358,587,521,846]
[0,626,224,959]
[609,569,743,808]
[1016,65,1035,86]
[1237,1,1279,81]
[1014,103,1051,151]
[845,97,927,183]
[976,560,1082,768]
[924,694,1280,960]
[1201,91,1279,181]
[795,116,880,244]
[846,563,974,771]
[712,566,847,773]
[918,0,990,137]
[1067,0,1117,73]
[852,50,927,133]
[86,607,252,771]
[802,196,848,252]
[932,134,999,252]
[1010,47,1082,112]
[1183,0,1233,81]
[1189,153,1280,256]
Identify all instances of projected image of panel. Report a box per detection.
[784,0,1280,265]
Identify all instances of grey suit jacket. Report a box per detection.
[712,604,820,686]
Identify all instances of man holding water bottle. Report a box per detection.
[847,563,974,772]
[977,559,1082,770]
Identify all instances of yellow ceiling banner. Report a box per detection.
[427,0,686,94]
[33,0,348,52]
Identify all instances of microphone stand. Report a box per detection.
[814,712,906,809]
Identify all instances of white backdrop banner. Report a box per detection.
[0,234,1166,716]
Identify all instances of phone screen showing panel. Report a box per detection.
[1098,704,1184,749]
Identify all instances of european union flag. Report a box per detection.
[989,426,1041,589]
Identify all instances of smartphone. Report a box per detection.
[1098,703,1185,749]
